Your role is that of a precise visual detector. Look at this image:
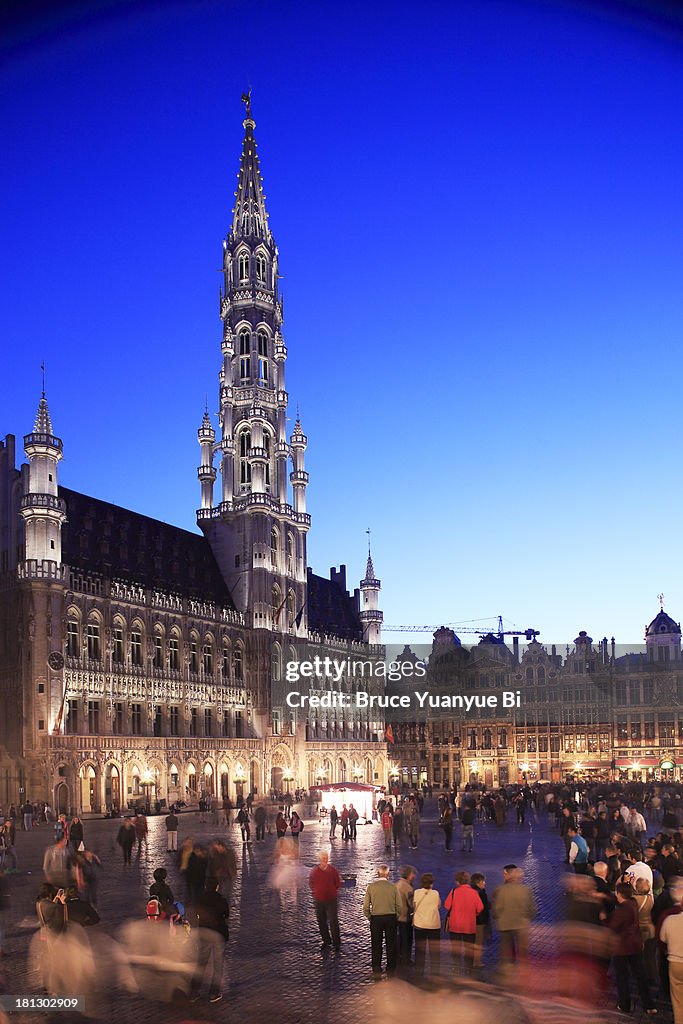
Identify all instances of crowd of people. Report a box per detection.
[7,781,683,1018]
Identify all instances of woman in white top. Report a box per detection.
[412,872,441,976]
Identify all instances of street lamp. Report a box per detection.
[519,761,530,775]
[283,770,294,793]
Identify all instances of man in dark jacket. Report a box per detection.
[165,810,178,852]
[190,877,230,1004]
[116,818,135,866]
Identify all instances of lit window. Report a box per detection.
[239,431,252,486]
[130,631,142,667]
[113,627,124,664]
[66,619,80,657]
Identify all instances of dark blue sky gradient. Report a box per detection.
[2,0,682,644]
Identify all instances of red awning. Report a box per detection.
[615,757,659,767]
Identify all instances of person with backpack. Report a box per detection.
[149,867,175,915]
[189,877,230,1004]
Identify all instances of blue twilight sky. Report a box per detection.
[1,0,683,646]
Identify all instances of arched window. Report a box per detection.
[264,431,272,488]
[498,728,508,748]
[86,615,101,660]
[483,728,492,750]
[256,254,267,283]
[468,728,477,749]
[270,527,279,569]
[271,643,281,681]
[537,665,545,684]
[203,638,213,676]
[169,630,180,671]
[238,328,251,380]
[66,613,80,658]
[153,626,164,669]
[287,589,296,629]
[257,329,269,385]
[222,641,231,678]
[130,621,143,667]
[239,431,252,487]
[233,646,243,681]
[286,533,294,575]
[526,667,534,683]
[238,251,249,281]
[189,631,199,673]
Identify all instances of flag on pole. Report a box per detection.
[274,592,288,623]
[384,724,395,744]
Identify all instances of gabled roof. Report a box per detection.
[59,487,235,607]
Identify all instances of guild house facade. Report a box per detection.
[0,100,390,814]
[388,609,683,789]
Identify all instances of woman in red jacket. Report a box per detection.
[608,882,657,1015]
[443,871,483,975]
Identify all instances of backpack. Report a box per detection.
[146,897,162,920]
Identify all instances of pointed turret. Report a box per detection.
[197,408,217,510]
[20,391,66,578]
[360,539,382,645]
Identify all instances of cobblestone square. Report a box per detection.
[0,801,670,1024]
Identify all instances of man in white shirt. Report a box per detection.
[625,860,654,889]
[628,808,647,849]
[659,883,683,1023]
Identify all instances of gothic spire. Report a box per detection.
[230,95,273,245]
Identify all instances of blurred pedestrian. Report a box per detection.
[116,818,135,866]
[189,877,230,1004]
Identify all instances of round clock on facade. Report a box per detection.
[47,651,65,671]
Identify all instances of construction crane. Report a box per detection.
[383,615,540,642]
